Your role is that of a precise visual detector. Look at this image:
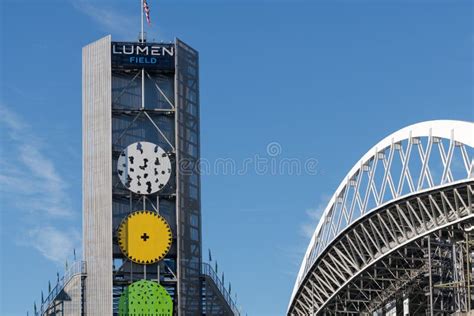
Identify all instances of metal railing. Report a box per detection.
[36,261,239,315]
[39,261,86,315]
[201,262,240,315]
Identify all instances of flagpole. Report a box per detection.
[140,0,144,42]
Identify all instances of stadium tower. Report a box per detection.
[83,35,202,315]
[81,35,238,315]
[34,35,240,315]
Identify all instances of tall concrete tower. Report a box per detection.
[82,35,203,315]
[34,34,239,316]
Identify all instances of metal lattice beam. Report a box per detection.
[289,121,474,315]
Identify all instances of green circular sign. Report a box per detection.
[118,280,173,315]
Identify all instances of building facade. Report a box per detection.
[35,35,239,316]
[83,35,202,316]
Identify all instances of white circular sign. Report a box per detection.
[117,142,172,195]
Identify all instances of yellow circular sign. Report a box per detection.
[118,211,172,264]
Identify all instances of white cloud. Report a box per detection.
[0,105,73,217]
[72,0,139,40]
[28,226,80,265]
[299,195,330,239]
[0,104,79,265]
[0,105,27,132]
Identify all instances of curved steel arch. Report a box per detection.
[289,120,474,315]
[290,180,473,315]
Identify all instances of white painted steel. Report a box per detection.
[82,35,113,315]
[289,120,474,312]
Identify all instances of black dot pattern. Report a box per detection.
[118,280,173,315]
[117,142,172,195]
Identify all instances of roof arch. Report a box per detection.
[289,120,474,310]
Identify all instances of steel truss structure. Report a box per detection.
[108,38,237,315]
[33,35,240,316]
[288,121,474,315]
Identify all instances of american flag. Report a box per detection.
[143,0,151,24]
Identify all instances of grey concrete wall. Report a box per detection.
[82,35,113,315]
[62,275,83,315]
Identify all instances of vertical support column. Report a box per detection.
[82,35,113,316]
[467,231,472,311]
[141,66,146,281]
[428,235,434,316]
[157,195,161,283]
[142,68,145,109]
[453,242,460,310]
[175,38,202,315]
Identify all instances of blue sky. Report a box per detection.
[0,0,473,315]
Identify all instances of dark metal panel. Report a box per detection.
[175,38,202,316]
[110,49,178,314]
